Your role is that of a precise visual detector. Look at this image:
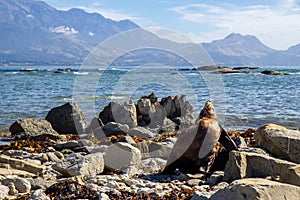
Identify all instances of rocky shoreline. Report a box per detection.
[0,93,299,200]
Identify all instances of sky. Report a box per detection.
[43,0,300,50]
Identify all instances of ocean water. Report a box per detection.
[0,66,299,131]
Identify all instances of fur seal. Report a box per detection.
[162,100,237,174]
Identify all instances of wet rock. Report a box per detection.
[0,154,45,175]
[0,185,9,199]
[210,178,300,200]
[223,150,300,186]
[128,127,156,138]
[46,102,87,134]
[9,118,59,139]
[254,124,300,163]
[261,70,289,75]
[104,142,141,176]
[2,176,31,193]
[101,122,129,137]
[99,101,137,128]
[52,153,104,177]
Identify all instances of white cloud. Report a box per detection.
[170,2,300,49]
[49,26,79,35]
[89,32,94,36]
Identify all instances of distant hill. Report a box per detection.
[1,0,300,66]
[0,0,139,65]
[202,33,300,66]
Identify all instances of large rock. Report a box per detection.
[210,178,300,200]
[52,153,104,177]
[137,98,166,129]
[104,142,141,176]
[9,118,59,139]
[0,154,46,175]
[223,150,300,186]
[99,101,137,128]
[254,124,300,163]
[46,102,87,134]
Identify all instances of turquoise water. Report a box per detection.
[0,66,299,130]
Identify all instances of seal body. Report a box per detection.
[163,101,237,174]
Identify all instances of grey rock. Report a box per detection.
[224,150,300,186]
[9,118,59,139]
[2,176,31,193]
[99,101,137,128]
[104,142,141,176]
[29,189,50,200]
[139,158,167,174]
[53,153,104,177]
[86,117,104,133]
[207,171,224,186]
[46,102,87,134]
[210,178,300,200]
[0,185,9,199]
[0,154,46,175]
[254,124,300,163]
[101,122,129,137]
[234,136,248,148]
[128,127,155,138]
[116,135,136,145]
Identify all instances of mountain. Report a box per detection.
[1,0,300,66]
[202,33,276,65]
[0,0,139,65]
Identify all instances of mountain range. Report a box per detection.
[1,0,300,66]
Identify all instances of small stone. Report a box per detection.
[99,193,110,200]
[29,189,50,200]
[207,171,224,186]
[0,185,9,199]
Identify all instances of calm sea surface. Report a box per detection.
[0,66,299,131]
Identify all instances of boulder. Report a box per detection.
[0,154,46,175]
[101,122,129,137]
[137,98,167,129]
[160,95,193,119]
[2,176,31,193]
[223,150,300,186]
[104,142,141,176]
[210,178,300,200]
[9,118,59,139]
[128,127,156,138]
[45,102,87,134]
[52,153,104,177]
[86,117,104,133]
[254,124,300,163]
[99,101,137,128]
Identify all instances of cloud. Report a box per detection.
[49,26,79,35]
[170,2,300,49]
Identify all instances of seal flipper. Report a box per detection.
[218,125,238,151]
